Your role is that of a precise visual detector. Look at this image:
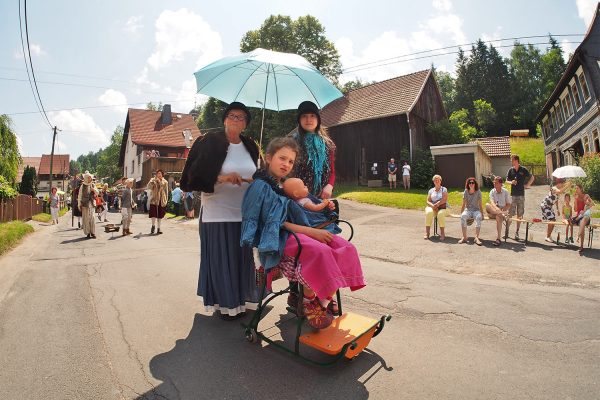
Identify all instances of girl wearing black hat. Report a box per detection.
[180,101,261,320]
[290,101,336,199]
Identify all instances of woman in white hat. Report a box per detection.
[78,171,98,238]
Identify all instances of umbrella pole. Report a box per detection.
[258,64,270,169]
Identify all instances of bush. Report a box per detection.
[426,119,465,145]
[575,153,600,200]
[411,148,436,189]
[0,175,17,199]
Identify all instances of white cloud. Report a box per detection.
[576,0,597,27]
[432,0,452,12]
[339,1,466,84]
[175,78,201,112]
[135,66,161,90]
[13,43,46,59]
[98,89,128,114]
[147,8,222,70]
[48,109,108,148]
[124,15,143,34]
[481,26,510,56]
[560,38,575,63]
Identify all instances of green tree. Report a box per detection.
[509,42,542,133]
[341,78,370,94]
[19,165,37,196]
[69,160,82,176]
[146,102,163,111]
[197,97,228,130]
[449,108,480,141]
[96,126,124,185]
[426,119,465,145]
[240,15,342,83]
[0,115,22,184]
[540,36,566,101]
[473,99,497,135]
[434,69,457,114]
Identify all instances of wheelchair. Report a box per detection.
[242,213,391,366]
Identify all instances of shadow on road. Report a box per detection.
[59,236,91,244]
[138,312,393,399]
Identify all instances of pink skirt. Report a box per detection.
[283,234,366,300]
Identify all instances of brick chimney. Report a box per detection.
[161,104,172,125]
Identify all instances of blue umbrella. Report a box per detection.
[194,48,343,148]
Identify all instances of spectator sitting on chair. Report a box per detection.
[459,177,484,245]
[424,174,448,241]
[572,183,595,253]
[387,158,397,189]
[485,176,511,246]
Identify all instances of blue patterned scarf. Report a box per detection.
[303,132,330,194]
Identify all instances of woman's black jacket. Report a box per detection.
[180,130,259,193]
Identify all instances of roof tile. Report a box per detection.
[127,109,202,147]
[38,154,70,175]
[321,69,431,127]
[475,136,511,157]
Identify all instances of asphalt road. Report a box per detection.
[0,198,598,400]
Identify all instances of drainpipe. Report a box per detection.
[406,113,413,162]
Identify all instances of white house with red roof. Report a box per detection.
[119,105,202,187]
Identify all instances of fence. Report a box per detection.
[0,194,44,223]
[524,164,550,185]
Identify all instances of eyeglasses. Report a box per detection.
[468,181,476,184]
[227,114,246,122]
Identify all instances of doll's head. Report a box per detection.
[282,177,309,200]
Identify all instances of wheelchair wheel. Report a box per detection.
[245,328,259,343]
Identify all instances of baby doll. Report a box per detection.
[282,178,330,212]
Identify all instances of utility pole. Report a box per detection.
[49,126,57,193]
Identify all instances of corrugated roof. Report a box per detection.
[126,108,202,147]
[17,156,42,182]
[38,154,70,175]
[475,136,511,157]
[321,69,431,128]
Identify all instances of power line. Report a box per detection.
[17,0,50,129]
[4,98,196,116]
[22,0,54,129]
[342,34,584,74]
[342,39,581,75]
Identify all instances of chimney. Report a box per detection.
[161,104,172,125]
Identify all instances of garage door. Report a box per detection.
[434,153,475,188]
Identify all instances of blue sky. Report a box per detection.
[1,0,597,158]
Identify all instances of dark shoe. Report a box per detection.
[219,312,245,321]
[150,226,155,234]
[127,230,133,235]
[86,234,90,238]
[327,299,339,314]
[78,222,81,229]
[97,215,101,221]
[91,234,96,239]
[104,219,109,222]
[157,229,163,235]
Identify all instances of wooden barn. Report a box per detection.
[321,69,446,184]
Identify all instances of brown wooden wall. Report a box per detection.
[329,115,409,184]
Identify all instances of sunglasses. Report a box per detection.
[468,181,476,184]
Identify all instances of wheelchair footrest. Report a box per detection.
[299,312,379,359]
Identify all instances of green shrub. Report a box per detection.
[575,153,600,200]
[0,175,17,199]
[411,148,436,189]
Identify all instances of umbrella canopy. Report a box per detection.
[194,48,343,112]
[552,165,587,179]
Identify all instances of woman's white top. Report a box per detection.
[201,142,256,222]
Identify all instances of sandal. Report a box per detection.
[474,238,482,246]
[303,300,333,329]
[458,238,466,244]
[493,239,501,246]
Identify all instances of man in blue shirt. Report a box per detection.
[387,158,397,189]
[171,182,183,216]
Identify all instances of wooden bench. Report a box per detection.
[587,223,599,248]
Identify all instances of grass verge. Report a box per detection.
[0,221,34,256]
[32,213,52,222]
[334,184,490,212]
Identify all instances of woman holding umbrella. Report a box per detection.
[290,101,336,199]
[181,102,260,320]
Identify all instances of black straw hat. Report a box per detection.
[222,101,251,124]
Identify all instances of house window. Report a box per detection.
[583,135,590,153]
[131,160,135,174]
[550,110,557,132]
[571,81,582,110]
[563,94,573,120]
[592,129,599,152]
[579,71,591,101]
[555,104,564,127]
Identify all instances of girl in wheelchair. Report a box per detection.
[241,137,366,329]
